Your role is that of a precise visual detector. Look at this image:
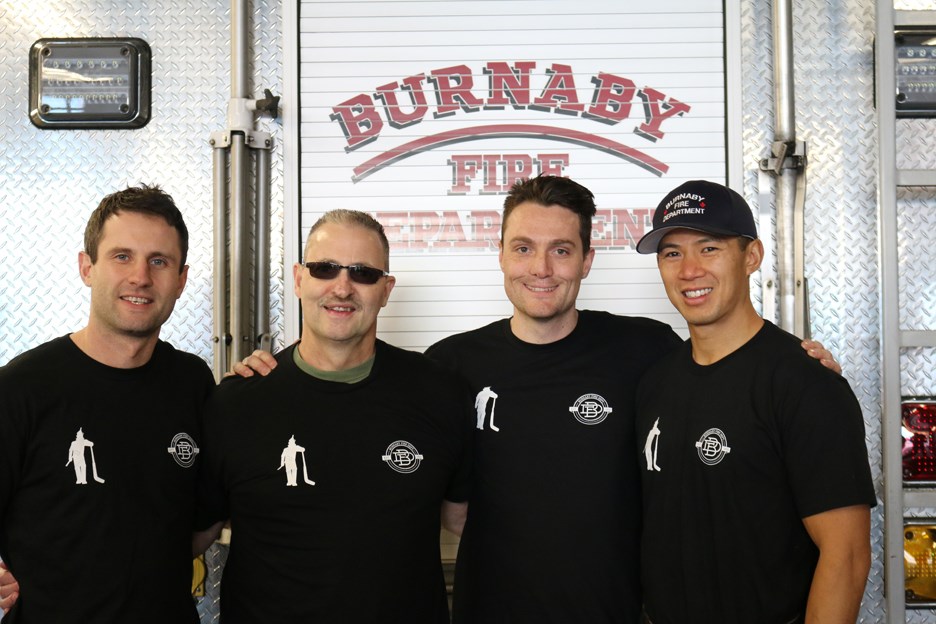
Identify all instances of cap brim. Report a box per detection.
[635,226,752,254]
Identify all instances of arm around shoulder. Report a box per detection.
[192,521,225,557]
[801,504,871,624]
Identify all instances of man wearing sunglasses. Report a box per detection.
[231,178,841,624]
[193,209,472,623]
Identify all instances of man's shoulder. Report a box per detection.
[0,335,73,379]
[752,322,831,372]
[424,318,506,358]
[577,309,682,347]
[579,309,670,330]
[212,346,297,398]
[154,340,213,373]
[378,340,467,387]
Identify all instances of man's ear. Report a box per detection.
[78,251,93,286]
[746,239,764,275]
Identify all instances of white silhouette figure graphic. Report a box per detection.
[474,386,500,431]
[644,418,662,471]
[278,435,315,486]
[66,428,105,484]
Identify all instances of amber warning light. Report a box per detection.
[905,521,936,607]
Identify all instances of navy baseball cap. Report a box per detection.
[635,180,758,254]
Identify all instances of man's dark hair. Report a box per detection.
[84,184,189,271]
[502,175,597,253]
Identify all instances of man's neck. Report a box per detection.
[509,309,578,345]
[688,310,764,365]
[70,325,159,369]
[296,334,377,371]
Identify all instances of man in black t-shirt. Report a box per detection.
[194,210,472,623]
[0,186,213,623]
[423,176,843,624]
[233,177,842,624]
[634,180,875,624]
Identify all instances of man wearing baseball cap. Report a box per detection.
[634,180,875,624]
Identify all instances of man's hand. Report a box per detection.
[0,561,20,612]
[193,521,226,557]
[229,350,278,378]
[802,340,842,375]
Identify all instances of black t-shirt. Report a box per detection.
[0,336,213,624]
[196,340,473,624]
[426,310,681,624]
[636,321,877,624]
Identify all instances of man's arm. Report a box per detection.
[801,504,871,624]
[192,521,226,557]
[0,561,19,612]
[441,500,468,537]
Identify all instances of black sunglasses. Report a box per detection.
[304,261,389,285]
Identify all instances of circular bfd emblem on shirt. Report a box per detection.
[381,440,424,474]
[695,428,731,466]
[167,433,200,468]
[568,393,613,426]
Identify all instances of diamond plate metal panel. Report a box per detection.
[742,0,885,619]
[0,0,285,368]
[898,189,936,330]
[0,0,283,622]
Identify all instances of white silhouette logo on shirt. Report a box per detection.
[474,386,500,431]
[66,428,104,485]
[279,435,315,486]
[644,418,662,471]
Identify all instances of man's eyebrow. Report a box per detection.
[102,246,178,260]
[506,236,578,246]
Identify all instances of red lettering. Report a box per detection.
[374,74,429,128]
[635,88,691,142]
[410,212,440,249]
[471,210,502,250]
[586,72,636,124]
[436,211,473,248]
[484,61,536,108]
[448,153,570,194]
[448,155,482,195]
[538,153,569,177]
[503,154,534,188]
[481,155,505,194]
[329,93,383,151]
[612,208,651,248]
[429,65,485,117]
[380,211,412,250]
[592,210,613,248]
[532,63,584,114]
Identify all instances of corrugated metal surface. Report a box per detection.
[297,0,730,350]
[0,0,283,621]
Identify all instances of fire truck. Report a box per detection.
[0,0,934,621]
